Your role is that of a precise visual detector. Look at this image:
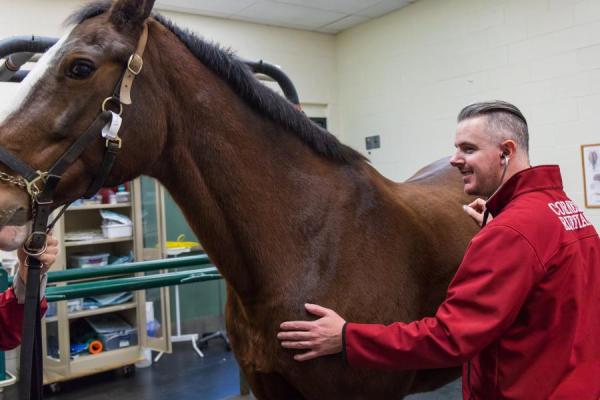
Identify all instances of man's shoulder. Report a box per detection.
[489,191,597,263]
[498,191,594,232]
[491,193,555,229]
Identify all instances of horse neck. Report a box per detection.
[158,119,360,300]
[145,35,367,300]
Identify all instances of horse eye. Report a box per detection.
[67,60,96,79]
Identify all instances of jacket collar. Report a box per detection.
[486,165,563,216]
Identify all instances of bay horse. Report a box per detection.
[0,0,478,398]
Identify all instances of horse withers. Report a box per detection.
[0,1,478,398]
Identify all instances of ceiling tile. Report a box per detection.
[155,0,416,33]
[233,1,347,30]
[274,0,382,14]
[355,0,415,18]
[155,0,258,17]
[317,15,371,34]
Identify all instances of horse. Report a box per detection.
[0,0,478,398]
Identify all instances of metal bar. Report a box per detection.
[240,58,300,105]
[0,36,57,83]
[0,36,301,106]
[0,269,7,381]
[45,267,221,301]
[0,36,57,59]
[8,254,212,285]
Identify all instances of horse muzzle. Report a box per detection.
[0,204,29,226]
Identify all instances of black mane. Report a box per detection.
[66,2,366,165]
[65,0,112,26]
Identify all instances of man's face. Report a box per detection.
[450,116,504,197]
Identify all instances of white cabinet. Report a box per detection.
[41,179,171,386]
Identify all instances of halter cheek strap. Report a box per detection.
[120,23,148,105]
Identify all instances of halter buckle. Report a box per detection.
[106,137,122,149]
[127,54,143,75]
[101,97,123,116]
[23,231,48,257]
[25,171,48,201]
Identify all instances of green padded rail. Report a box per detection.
[0,256,222,384]
[0,269,7,381]
[44,266,221,302]
[8,254,212,285]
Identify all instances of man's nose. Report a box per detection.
[449,152,462,167]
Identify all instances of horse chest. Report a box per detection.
[225,296,282,372]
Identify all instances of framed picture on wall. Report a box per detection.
[581,143,600,208]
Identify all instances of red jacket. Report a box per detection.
[344,166,600,399]
[0,286,48,351]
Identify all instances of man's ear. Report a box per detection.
[500,139,517,159]
[109,0,155,29]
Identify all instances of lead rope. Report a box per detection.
[46,201,73,232]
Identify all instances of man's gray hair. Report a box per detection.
[458,100,529,155]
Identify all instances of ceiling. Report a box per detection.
[154,0,416,34]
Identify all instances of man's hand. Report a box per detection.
[462,198,492,226]
[277,303,346,362]
[17,233,59,284]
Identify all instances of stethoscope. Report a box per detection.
[468,152,510,398]
[481,153,510,227]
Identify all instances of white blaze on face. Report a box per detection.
[0,28,73,124]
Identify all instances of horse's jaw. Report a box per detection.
[0,181,33,226]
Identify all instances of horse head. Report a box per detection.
[0,0,160,232]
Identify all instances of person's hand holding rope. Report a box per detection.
[16,233,59,284]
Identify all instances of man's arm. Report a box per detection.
[0,269,50,351]
[279,225,543,369]
[0,287,26,350]
[0,235,58,351]
[13,268,49,304]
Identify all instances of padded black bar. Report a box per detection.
[0,36,301,106]
[0,36,57,60]
[240,58,300,105]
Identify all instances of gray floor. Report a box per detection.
[227,379,461,400]
[0,340,461,399]
[406,380,461,399]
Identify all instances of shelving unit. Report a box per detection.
[68,203,132,211]
[64,237,134,247]
[45,302,138,323]
[41,180,171,388]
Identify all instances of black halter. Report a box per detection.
[0,23,148,400]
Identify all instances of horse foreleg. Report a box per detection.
[243,369,305,400]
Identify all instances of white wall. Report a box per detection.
[336,0,600,228]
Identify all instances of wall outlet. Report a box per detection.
[365,135,381,150]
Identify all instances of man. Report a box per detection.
[278,101,600,399]
[0,225,58,350]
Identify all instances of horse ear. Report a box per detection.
[110,0,155,28]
